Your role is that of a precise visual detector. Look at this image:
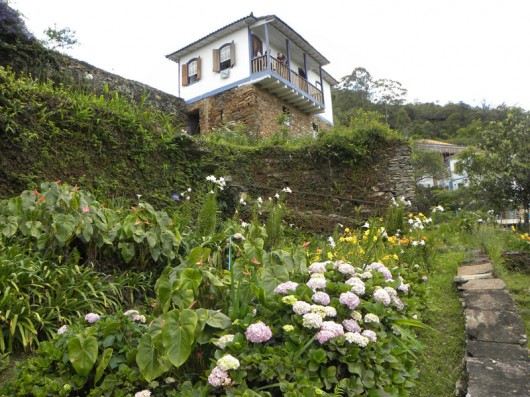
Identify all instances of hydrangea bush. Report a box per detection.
[203,258,424,395]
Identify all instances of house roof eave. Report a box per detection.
[166,14,256,62]
[166,14,332,68]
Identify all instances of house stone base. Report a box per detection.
[185,85,331,138]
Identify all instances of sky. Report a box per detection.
[8,0,530,110]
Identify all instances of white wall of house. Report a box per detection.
[180,28,250,101]
[321,81,334,125]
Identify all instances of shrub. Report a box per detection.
[0,246,143,353]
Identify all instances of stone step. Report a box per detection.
[462,290,518,311]
[466,357,530,397]
[458,278,506,290]
[454,273,493,284]
[464,309,527,344]
[458,262,494,276]
[467,340,529,361]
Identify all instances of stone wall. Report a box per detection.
[0,41,187,125]
[185,85,330,137]
[219,141,416,230]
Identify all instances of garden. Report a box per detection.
[0,180,528,397]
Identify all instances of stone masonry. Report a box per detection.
[185,85,329,137]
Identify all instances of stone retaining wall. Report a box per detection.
[185,85,329,137]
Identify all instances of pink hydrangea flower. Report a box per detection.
[245,322,272,343]
[293,301,311,315]
[274,281,299,295]
[316,330,336,344]
[373,288,391,306]
[306,277,327,290]
[208,366,232,387]
[339,292,360,309]
[308,262,328,274]
[312,291,331,306]
[321,321,344,337]
[85,313,100,323]
[342,319,361,333]
[346,277,366,295]
[57,325,68,335]
[362,329,377,343]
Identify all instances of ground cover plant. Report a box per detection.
[0,181,526,396]
[0,183,430,396]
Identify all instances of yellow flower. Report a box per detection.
[327,252,334,260]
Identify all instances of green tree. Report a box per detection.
[458,107,530,225]
[411,149,449,185]
[42,24,79,50]
[371,78,407,124]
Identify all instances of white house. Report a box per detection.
[166,13,338,136]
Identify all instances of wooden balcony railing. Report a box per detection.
[251,55,323,104]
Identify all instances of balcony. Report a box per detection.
[250,54,324,115]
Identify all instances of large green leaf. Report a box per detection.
[52,214,76,247]
[261,265,289,296]
[205,310,232,329]
[94,347,113,384]
[68,333,98,377]
[244,238,264,262]
[271,250,294,272]
[161,309,198,368]
[2,216,18,237]
[136,333,169,382]
[187,246,210,266]
[180,268,202,294]
[118,242,135,263]
[171,287,195,311]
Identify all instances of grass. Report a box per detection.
[411,248,466,397]
[411,221,530,396]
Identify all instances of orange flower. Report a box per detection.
[251,258,261,265]
[37,196,45,203]
[302,241,310,248]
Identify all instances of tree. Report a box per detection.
[411,149,449,185]
[371,79,407,124]
[42,24,79,51]
[458,107,530,225]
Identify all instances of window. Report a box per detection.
[188,59,198,83]
[298,68,307,79]
[281,106,291,127]
[213,41,235,72]
[182,57,201,86]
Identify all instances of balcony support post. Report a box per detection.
[286,38,291,82]
[319,66,324,105]
[265,23,271,72]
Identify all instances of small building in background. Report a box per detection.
[166,13,338,137]
[415,139,468,190]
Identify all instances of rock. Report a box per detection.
[466,357,530,397]
[454,273,493,284]
[458,262,494,276]
[462,290,517,312]
[467,340,529,361]
[464,309,526,343]
[458,278,506,291]
[501,251,530,273]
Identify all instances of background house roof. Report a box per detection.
[166,13,338,85]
